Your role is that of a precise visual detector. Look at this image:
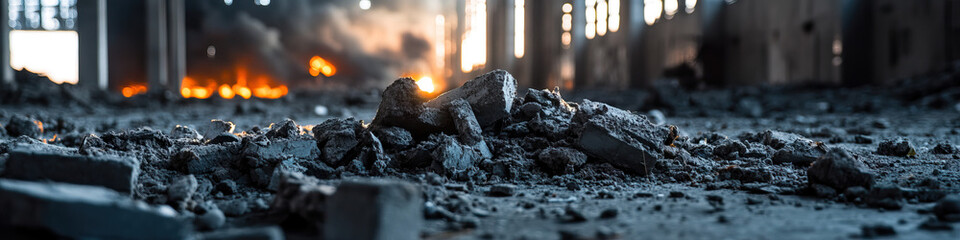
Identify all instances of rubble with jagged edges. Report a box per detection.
[1,69,958,239]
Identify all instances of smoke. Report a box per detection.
[185,0,447,89]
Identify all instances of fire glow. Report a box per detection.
[122,85,148,97]
[309,56,337,77]
[181,68,288,99]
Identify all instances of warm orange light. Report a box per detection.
[235,86,252,99]
[416,76,436,93]
[219,84,236,99]
[181,88,191,98]
[122,85,148,98]
[34,120,44,134]
[192,88,211,99]
[309,56,336,77]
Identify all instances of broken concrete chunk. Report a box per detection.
[5,115,42,138]
[0,179,188,239]
[270,172,335,222]
[807,148,875,191]
[431,135,482,177]
[933,194,960,222]
[170,125,202,140]
[173,143,240,174]
[325,179,423,240]
[713,139,747,159]
[370,78,430,130]
[373,126,413,149]
[207,133,241,145]
[488,184,517,197]
[267,159,308,191]
[575,100,670,175]
[448,98,492,158]
[426,70,518,127]
[243,139,319,164]
[199,226,284,240]
[877,138,917,157]
[932,143,957,154]
[167,175,198,202]
[200,119,236,140]
[5,148,140,193]
[313,118,363,166]
[266,118,300,139]
[754,130,808,150]
[772,139,826,165]
[536,147,587,175]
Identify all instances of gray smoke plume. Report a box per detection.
[185,0,447,89]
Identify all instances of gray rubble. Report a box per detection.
[575,100,673,175]
[425,69,518,127]
[807,148,876,191]
[324,179,422,240]
[5,147,140,193]
[0,179,189,239]
[200,119,236,140]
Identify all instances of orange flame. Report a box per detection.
[309,56,336,77]
[122,85,148,97]
[181,68,288,99]
[416,76,435,93]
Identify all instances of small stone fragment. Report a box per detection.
[933,194,960,222]
[488,184,517,197]
[807,148,875,191]
[373,126,414,149]
[536,147,587,175]
[170,125,202,140]
[199,119,235,140]
[5,115,42,138]
[265,118,300,139]
[167,175,198,202]
[575,100,671,175]
[313,118,362,166]
[877,138,917,157]
[206,133,240,145]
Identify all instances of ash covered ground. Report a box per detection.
[1,67,960,239]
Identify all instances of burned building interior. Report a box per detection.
[1,0,960,239]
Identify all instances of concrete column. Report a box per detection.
[146,0,168,92]
[166,0,185,92]
[77,0,108,90]
[1,0,12,84]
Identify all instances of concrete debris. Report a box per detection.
[536,147,587,175]
[266,119,300,139]
[170,125,202,140]
[196,205,226,230]
[370,78,439,134]
[0,179,188,239]
[877,138,917,157]
[373,126,414,149]
[167,174,198,202]
[931,143,956,154]
[426,70,518,127]
[575,100,672,175]
[431,134,482,177]
[5,115,42,138]
[771,139,826,165]
[313,118,363,166]
[448,98,492,158]
[933,194,960,222]
[270,172,335,222]
[488,184,517,197]
[5,147,140,193]
[807,148,875,191]
[200,119,236,140]
[864,184,905,210]
[198,226,285,240]
[242,139,318,165]
[173,143,241,174]
[324,179,422,240]
[207,133,241,144]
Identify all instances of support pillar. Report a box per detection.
[77,0,108,90]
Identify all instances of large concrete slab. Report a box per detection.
[5,147,140,193]
[0,179,189,239]
[325,179,423,240]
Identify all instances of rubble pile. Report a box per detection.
[0,69,958,238]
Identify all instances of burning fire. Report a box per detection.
[416,76,436,93]
[309,56,337,77]
[181,68,288,99]
[122,85,148,97]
